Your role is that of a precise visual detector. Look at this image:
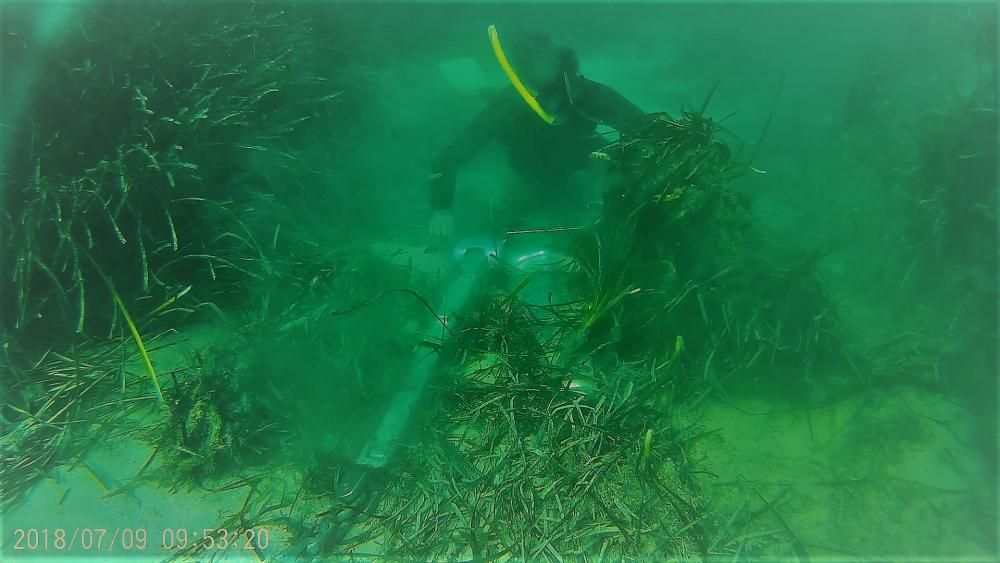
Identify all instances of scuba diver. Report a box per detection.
[428,26,645,239]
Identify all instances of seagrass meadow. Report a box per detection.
[0,2,997,562]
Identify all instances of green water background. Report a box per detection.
[0,1,996,560]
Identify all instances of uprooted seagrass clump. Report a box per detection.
[153,346,282,491]
[556,109,856,392]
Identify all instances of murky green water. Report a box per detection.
[1,2,996,561]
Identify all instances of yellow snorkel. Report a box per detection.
[488,25,556,125]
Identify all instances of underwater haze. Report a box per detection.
[0,1,997,561]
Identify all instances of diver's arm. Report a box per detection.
[574,78,645,131]
[429,101,501,211]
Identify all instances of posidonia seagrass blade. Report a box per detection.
[112,289,164,404]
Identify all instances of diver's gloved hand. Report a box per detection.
[428,209,455,239]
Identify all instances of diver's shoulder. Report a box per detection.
[574,75,616,94]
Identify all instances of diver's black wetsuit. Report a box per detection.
[429,76,644,211]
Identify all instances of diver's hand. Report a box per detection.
[428,209,455,239]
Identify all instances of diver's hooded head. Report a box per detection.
[493,30,582,124]
[505,32,579,93]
